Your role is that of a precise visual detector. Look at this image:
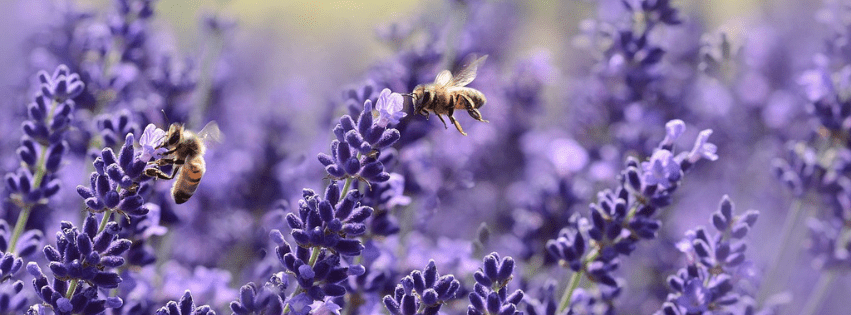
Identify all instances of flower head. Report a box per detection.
[139,124,167,162]
[375,88,406,127]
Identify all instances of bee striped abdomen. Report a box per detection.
[171,157,206,204]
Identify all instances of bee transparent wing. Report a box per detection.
[434,70,453,87]
[450,54,488,87]
[197,121,224,146]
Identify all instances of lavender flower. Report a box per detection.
[27,216,128,315]
[269,232,353,303]
[229,282,285,315]
[0,280,27,314]
[467,253,524,315]
[374,88,406,128]
[545,120,716,313]
[94,109,138,149]
[6,65,83,207]
[139,123,167,162]
[155,291,216,315]
[657,196,760,315]
[76,132,154,217]
[319,99,401,185]
[285,182,374,256]
[383,260,461,315]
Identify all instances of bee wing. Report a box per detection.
[197,121,224,145]
[434,70,453,87]
[450,54,488,87]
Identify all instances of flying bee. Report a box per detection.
[408,54,489,136]
[145,121,222,204]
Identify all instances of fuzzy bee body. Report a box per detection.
[411,54,489,136]
[146,122,221,204]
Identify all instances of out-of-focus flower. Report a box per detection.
[658,196,760,314]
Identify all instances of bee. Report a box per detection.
[409,54,489,136]
[145,121,222,204]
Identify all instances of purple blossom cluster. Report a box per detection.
[0,0,849,314]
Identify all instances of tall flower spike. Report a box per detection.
[546,118,716,312]
[6,65,83,207]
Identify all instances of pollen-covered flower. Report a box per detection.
[374,88,406,128]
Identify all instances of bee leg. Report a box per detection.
[144,163,183,180]
[448,111,467,136]
[461,95,488,122]
[152,158,185,166]
[467,109,488,122]
[435,114,449,129]
[144,167,176,180]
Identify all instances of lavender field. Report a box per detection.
[1,0,849,314]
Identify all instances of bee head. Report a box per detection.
[164,123,184,147]
[403,90,421,111]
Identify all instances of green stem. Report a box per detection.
[340,177,354,201]
[98,210,114,233]
[757,198,803,305]
[557,271,583,313]
[800,271,835,315]
[557,249,599,313]
[308,246,321,267]
[8,206,33,255]
[66,279,79,299]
